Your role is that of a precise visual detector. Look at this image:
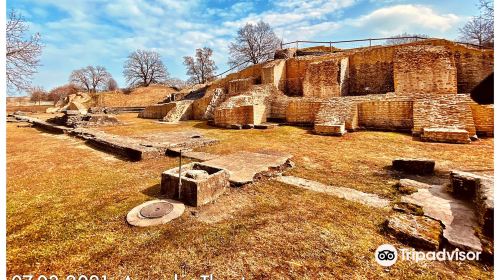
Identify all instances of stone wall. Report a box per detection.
[214,105,266,126]
[348,46,394,95]
[357,100,413,130]
[314,98,358,130]
[138,103,176,119]
[262,59,286,91]
[412,95,476,136]
[470,103,494,136]
[394,46,457,94]
[404,39,493,93]
[286,98,325,124]
[302,58,348,98]
[228,77,256,96]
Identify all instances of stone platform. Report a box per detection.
[420,127,471,144]
[203,151,293,185]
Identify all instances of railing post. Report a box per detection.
[329,41,332,52]
[296,41,299,49]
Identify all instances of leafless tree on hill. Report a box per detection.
[29,86,47,105]
[6,9,43,94]
[123,50,169,87]
[184,47,217,84]
[459,16,494,47]
[48,84,80,103]
[228,21,281,68]
[106,78,118,91]
[384,33,429,45]
[70,66,111,93]
[459,0,493,47]
[165,77,189,89]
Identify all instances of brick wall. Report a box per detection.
[302,58,348,98]
[314,98,358,130]
[394,45,457,94]
[357,100,413,130]
[138,103,176,119]
[348,46,394,95]
[228,77,256,96]
[261,59,286,91]
[412,94,476,136]
[286,98,325,124]
[470,103,494,136]
[214,105,266,126]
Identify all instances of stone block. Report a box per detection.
[421,127,471,144]
[242,124,254,129]
[314,123,346,136]
[385,213,442,251]
[161,162,230,207]
[392,158,435,175]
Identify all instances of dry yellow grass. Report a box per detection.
[7,114,494,279]
[99,85,178,107]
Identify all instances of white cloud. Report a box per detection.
[348,4,461,36]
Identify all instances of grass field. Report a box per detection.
[7,114,494,279]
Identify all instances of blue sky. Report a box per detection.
[7,0,480,93]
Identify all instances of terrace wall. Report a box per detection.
[357,100,413,130]
[394,45,457,94]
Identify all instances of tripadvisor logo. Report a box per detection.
[375,244,398,266]
[375,244,481,266]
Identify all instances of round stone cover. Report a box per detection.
[127,199,185,227]
[139,201,174,218]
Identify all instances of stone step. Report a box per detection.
[450,170,494,236]
[421,127,471,144]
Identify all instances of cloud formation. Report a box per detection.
[7,0,469,93]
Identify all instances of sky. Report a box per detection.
[7,0,480,93]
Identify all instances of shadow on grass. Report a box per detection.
[379,165,449,185]
[141,183,164,198]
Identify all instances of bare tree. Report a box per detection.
[70,66,111,93]
[106,78,118,91]
[165,77,188,89]
[459,16,494,47]
[48,84,80,103]
[6,9,43,94]
[29,86,47,105]
[479,0,493,21]
[384,33,429,45]
[123,50,169,87]
[228,21,281,68]
[183,47,217,84]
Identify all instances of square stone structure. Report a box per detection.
[302,58,349,98]
[161,162,230,207]
[394,45,457,94]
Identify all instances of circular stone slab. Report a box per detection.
[139,201,174,218]
[127,199,185,227]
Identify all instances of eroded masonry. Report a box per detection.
[140,39,493,144]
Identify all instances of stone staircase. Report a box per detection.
[162,100,194,122]
[203,88,226,120]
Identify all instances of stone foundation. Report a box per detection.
[421,127,471,144]
[161,162,230,207]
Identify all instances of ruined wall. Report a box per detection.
[314,98,358,130]
[302,58,348,98]
[348,46,394,95]
[394,46,457,94]
[269,95,291,120]
[228,77,256,96]
[454,50,494,93]
[405,39,493,93]
[470,103,494,136]
[285,98,324,124]
[214,105,266,126]
[138,103,176,119]
[357,100,413,130]
[261,59,286,91]
[412,95,476,136]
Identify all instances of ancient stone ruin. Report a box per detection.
[138,39,493,144]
